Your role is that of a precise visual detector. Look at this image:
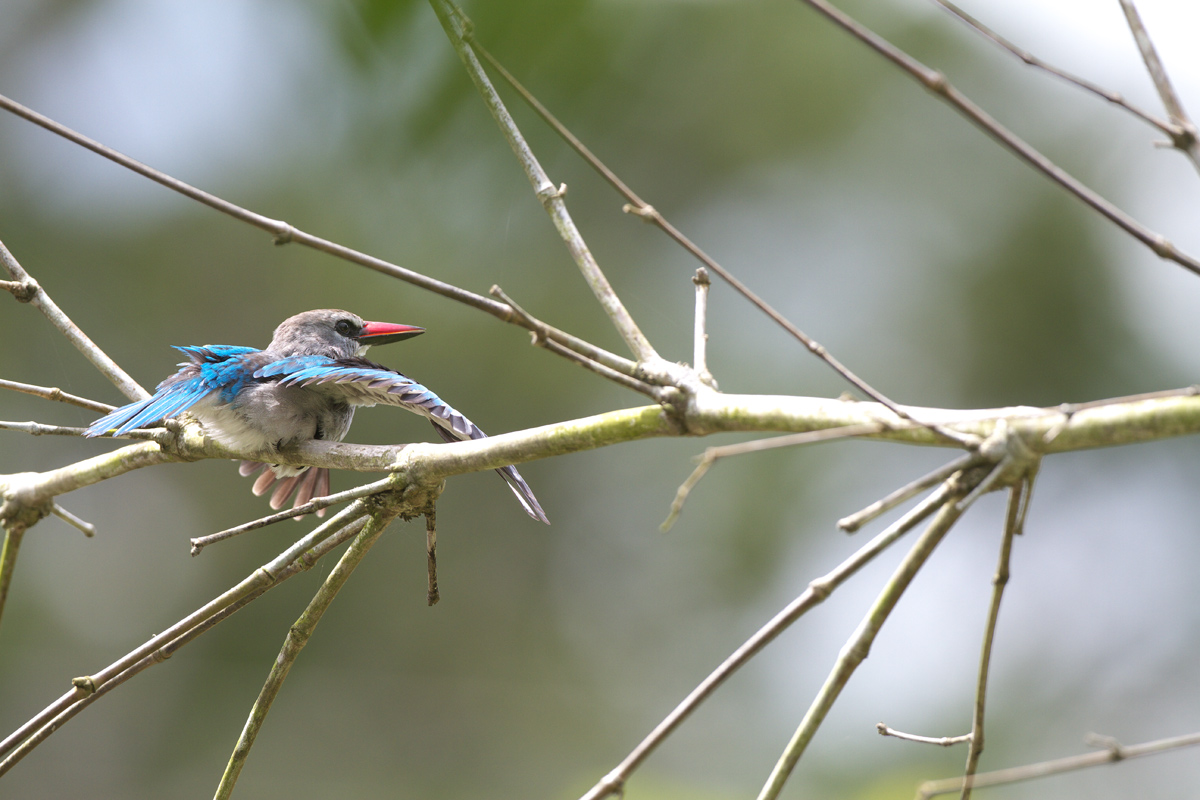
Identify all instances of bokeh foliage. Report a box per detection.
[2,1,1199,798]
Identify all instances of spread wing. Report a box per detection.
[256,355,549,523]
[255,356,477,437]
[85,345,263,437]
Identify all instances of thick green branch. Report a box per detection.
[6,390,1200,525]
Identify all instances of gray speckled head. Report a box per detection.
[266,309,366,359]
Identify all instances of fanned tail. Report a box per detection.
[240,461,329,518]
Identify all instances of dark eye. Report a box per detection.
[334,319,357,337]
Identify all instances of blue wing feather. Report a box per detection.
[256,357,469,433]
[85,345,263,437]
[256,355,548,523]
[87,347,549,523]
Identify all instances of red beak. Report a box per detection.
[355,321,425,345]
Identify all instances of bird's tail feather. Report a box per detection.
[241,461,328,518]
[84,384,210,437]
[497,464,549,524]
[430,421,549,524]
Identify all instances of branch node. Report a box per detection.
[491,285,539,331]
[1171,122,1198,151]
[535,181,567,203]
[922,69,950,95]
[452,6,475,39]
[622,202,659,222]
[808,576,833,602]
[1041,403,1078,445]
[955,420,1040,512]
[70,676,97,695]
[1085,733,1126,760]
[271,224,296,246]
[1150,235,1176,259]
[0,278,38,303]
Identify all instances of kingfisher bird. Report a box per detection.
[84,309,548,523]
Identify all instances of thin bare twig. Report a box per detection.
[489,286,640,378]
[465,33,975,447]
[917,730,1200,798]
[929,0,1178,137]
[0,586,273,775]
[0,512,371,778]
[1118,0,1193,128]
[189,475,400,555]
[0,93,640,390]
[0,379,113,413]
[489,286,659,397]
[0,500,371,767]
[580,480,954,800]
[544,336,663,398]
[959,481,1021,799]
[878,723,971,747]
[0,239,148,402]
[839,451,982,533]
[1117,0,1200,172]
[49,503,96,537]
[757,494,967,800]
[430,0,659,365]
[662,424,884,531]
[795,0,1200,276]
[0,420,92,436]
[214,508,396,799]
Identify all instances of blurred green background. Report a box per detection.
[3,1,1200,798]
